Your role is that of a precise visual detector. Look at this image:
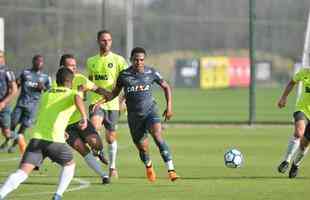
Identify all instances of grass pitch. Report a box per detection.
[0,125,309,200]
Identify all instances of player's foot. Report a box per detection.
[146,166,156,182]
[289,163,299,178]
[277,160,289,173]
[52,193,62,200]
[98,150,109,165]
[109,168,119,179]
[168,170,180,182]
[0,141,9,152]
[102,175,111,184]
[7,145,17,153]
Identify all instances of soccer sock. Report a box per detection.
[55,163,75,197]
[108,141,117,169]
[156,140,173,162]
[283,136,300,162]
[139,151,151,167]
[84,152,108,178]
[17,134,27,155]
[293,146,309,166]
[165,160,175,171]
[0,169,28,198]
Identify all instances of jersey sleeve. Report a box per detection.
[293,68,307,82]
[116,73,124,88]
[45,76,52,90]
[84,76,96,90]
[152,68,164,85]
[5,69,16,82]
[118,56,128,73]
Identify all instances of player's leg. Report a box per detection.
[0,138,43,199]
[288,122,310,178]
[128,116,155,182]
[278,111,306,173]
[12,106,35,154]
[66,124,109,184]
[0,107,16,152]
[148,114,179,181]
[8,125,27,154]
[135,138,157,182]
[7,106,22,153]
[103,110,119,178]
[78,120,108,164]
[46,142,76,199]
[0,163,34,199]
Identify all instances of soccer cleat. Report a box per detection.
[102,176,111,184]
[146,166,156,182]
[109,168,119,179]
[97,150,109,165]
[52,194,62,200]
[168,170,179,182]
[289,163,299,178]
[277,161,289,173]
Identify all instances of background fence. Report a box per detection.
[1,0,310,123]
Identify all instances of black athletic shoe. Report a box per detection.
[102,176,111,184]
[289,163,299,178]
[277,161,289,173]
[97,150,109,165]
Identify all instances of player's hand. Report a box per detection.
[277,97,287,108]
[0,102,5,111]
[163,109,173,121]
[78,118,88,130]
[36,82,45,91]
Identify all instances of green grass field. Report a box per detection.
[151,87,296,123]
[0,125,309,200]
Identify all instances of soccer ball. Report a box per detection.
[224,149,243,168]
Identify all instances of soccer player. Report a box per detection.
[95,47,179,182]
[0,67,86,200]
[8,55,51,154]
[277,67,310,176]
[0,50,18,151]
[86,30,128,178]
[59,54,110,184]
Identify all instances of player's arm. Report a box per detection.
[43,76,52,91]
[0,72,17,110]
[74,93,88,130]
[158,80,173,121]
[90,85,122,113]
[277,79,296,108]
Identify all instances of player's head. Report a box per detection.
[0,50,5,65]
[32,54,44,71]
[59,54,77,74]
[97,30,112,53]
[130,47,146,69]
[56,67,74,87]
